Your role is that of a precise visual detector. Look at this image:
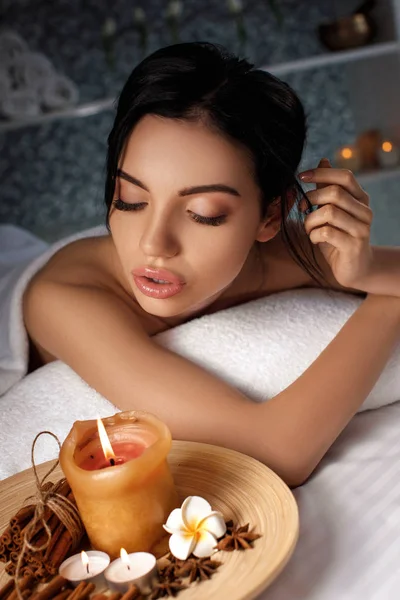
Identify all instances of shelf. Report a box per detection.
[0,97,115,133]
[0,41,399,133]
[357,166,400,185]
[263,41,400,76]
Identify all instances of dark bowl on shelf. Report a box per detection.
[318,13,376,51]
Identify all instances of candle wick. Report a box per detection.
[110,457,115,466]
[86,564,89,574]
[127,564,131,571]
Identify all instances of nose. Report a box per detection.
[139,212,180,259]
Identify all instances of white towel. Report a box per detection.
[42,74,79,110]
[1,224,400,409]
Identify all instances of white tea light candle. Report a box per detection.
[59,550,110,589]
[334,145,361,172]
[104,550,158,594]
[378,140,399,169]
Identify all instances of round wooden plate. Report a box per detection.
[0,440,298,600]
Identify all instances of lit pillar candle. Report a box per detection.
[59,411,179,559]
[334,145,362,172]
[377,140,400,169]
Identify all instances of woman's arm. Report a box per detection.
[24,280,400,486]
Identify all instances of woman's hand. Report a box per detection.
[299,158,374,290]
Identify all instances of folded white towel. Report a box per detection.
[0,29,28,62]
[0,88,40,119]
[8,51,54,93]
[1,224,400,412]
[42,74,79,110]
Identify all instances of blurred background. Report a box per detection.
[0,0,399,244]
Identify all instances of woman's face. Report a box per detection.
[109,114,273,319]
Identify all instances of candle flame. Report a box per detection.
[120,548,131,570]
[97,418,116,461]
[382,141,393,153]
[81,550,89,567]
[341,147,353,159]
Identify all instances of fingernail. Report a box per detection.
[299,170,314,181]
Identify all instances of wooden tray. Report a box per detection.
[0,440,298,600]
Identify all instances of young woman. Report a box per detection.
[23,42,400,486]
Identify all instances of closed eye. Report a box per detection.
[189,212,227,226]
[113,199,226,226]
[113,198,147,211]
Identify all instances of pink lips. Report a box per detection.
[132,266,185,299]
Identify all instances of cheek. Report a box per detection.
[109,214,139,266]
[188,223,257,280]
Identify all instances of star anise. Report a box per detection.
[149,580,188,598]
[175,556,222,583]
[158,561,176,581]
[215,522,261,551]
[225,519,235,534]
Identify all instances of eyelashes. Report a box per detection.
[113,198,147,212]
[113,198,227,227]
[189,212,226,226]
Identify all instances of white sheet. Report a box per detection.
[1,361,400,599]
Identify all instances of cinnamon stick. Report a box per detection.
[20,564,36,579]
[52,591,73,600]
[0,547,11,563]
[10,505,35,532]
[5,562,16,576]
[67,582,96,600]
[43,520,66,562]
[30,575,68,600]
[36,565,51,583]
[1,526,13,546]
[91,594,121,600]
[7,574,35,600]
[0,579,14,600]
[45,529,72,574]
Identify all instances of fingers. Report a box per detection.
[315,158,332,191]
[308,224,354,249]
[299,162,369,204]
[304,199,372,240]
[305,186,373,226]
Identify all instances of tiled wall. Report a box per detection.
[0,0,398,244]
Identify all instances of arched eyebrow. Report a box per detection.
[117,169,241,198]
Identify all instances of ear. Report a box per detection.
[255,189,297,243]
[255,196,282,242]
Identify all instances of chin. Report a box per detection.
[135,292,214,321]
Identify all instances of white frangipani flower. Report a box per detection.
[163,496,226,560]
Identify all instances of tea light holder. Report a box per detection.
[59,550,110,589]
[334,145,362,172]
[377,140,400,169]
[104,550,159,594]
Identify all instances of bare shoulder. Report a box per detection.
[29,235,121,290]
[23,235,162,369]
